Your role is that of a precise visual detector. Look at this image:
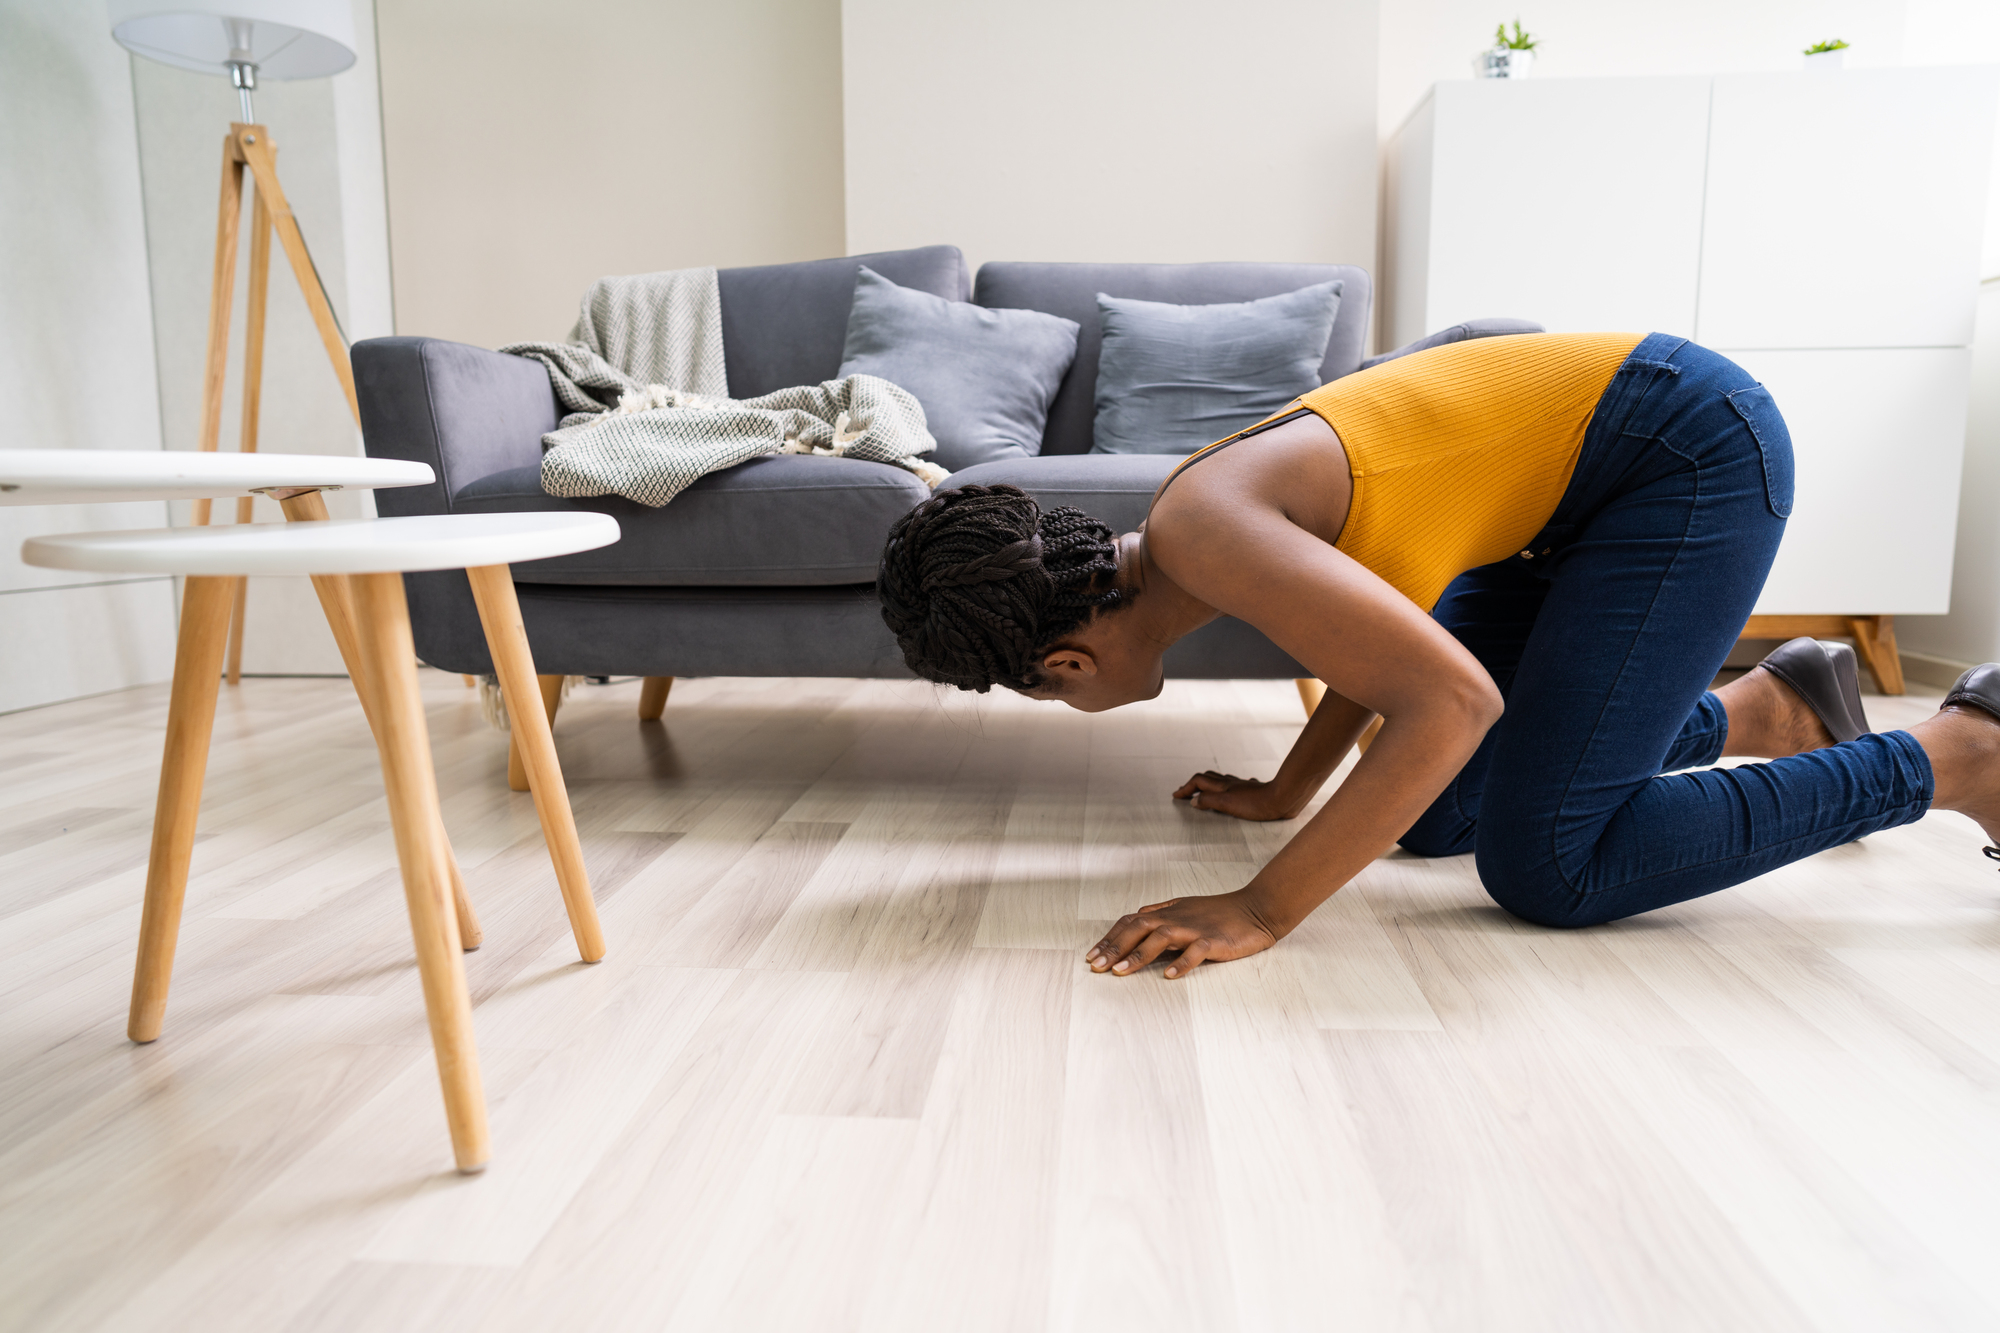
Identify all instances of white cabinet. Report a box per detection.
[1385,68,1999,626]
[1698,70,1996,350]
[1731,348,1972,615]
[1386,78,1712,343]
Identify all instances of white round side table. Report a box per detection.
[24,508,621,1174]
[1,451,526,967]
[2,448,442,685]
[0,447,433,504]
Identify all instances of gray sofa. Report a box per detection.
[352,245,1531,683]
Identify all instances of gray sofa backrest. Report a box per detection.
[719,245,970,398]
[973,261,1372,457]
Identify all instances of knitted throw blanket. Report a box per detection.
[502,267,945,507]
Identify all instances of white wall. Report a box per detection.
[1877,2,2000,672]
[0,0,178,715]
[1380,0,1921,138]
[129,0,395,677]
[375,0,847,351]
[842,0,1380,281]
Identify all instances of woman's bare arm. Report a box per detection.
[1087,498,1500,979]
[1171,688,1375,820]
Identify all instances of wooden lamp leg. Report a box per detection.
[223,186,273,686]
[506,674,564,793]
[465,565,606,963]
[129,576,239,1043]
[349,571,490,1174]
[276,493,484,950]
[638,676,674,720]
[191,137,245,529]
[233,125,359,422]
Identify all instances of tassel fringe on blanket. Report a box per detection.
[476,674,582,732]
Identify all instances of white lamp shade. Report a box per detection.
[109,0,355,80]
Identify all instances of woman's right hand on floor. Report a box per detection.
[1173,771,1302,821]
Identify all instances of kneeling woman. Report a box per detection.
[876,332,2000,978]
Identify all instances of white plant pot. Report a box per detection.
[1475,47,1535,79]
[1803,49,1846,70]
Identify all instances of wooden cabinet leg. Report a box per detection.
[638,675,674,720]
[466,567,605,962]
[507,672,564,794]
[1296,678,1326,718]
[129,575,238,1043]
[1849,615,1906,696]
[280,494,484,950]
[1741,614,1905,696]
[349,571,490,1174]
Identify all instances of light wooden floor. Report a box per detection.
[2,671,1998,1333]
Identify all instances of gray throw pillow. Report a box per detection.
[1091,281,1343,455]
[837,267,1079,472]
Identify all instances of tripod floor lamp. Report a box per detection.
[111,0,362,683]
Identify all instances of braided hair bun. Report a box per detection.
[878,484,1126,693]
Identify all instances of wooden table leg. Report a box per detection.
[507,674,563,793]
[350,571,491,1174]
[465,565,606,963]
[224,528,250,686]
[638,675,673,720]
[278,492,484,950]
[129,575,238,1043]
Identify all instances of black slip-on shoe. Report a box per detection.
[1756,636,1872,745]
[1942,663,2000,724]
[1941,664,2000,871]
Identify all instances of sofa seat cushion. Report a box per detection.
[945,454,1180,537]
[453,453,931,586]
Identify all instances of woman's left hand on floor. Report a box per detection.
[1085,889,1285,979]
[1173,770,1302,820]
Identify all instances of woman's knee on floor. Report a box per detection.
[1472,851,1610,929]
[1398,804,1477,859]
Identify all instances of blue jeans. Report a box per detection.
[1399,334,1934,926]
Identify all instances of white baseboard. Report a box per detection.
[1899,649,1975,690]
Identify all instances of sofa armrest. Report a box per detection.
[1358,318,1545,373]
[353,336,559,518]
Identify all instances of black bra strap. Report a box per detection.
[1152,407,1315,507]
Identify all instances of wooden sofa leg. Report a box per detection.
[638,676,674,720]
[507,673,564,792]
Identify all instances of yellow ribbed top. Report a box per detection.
[1167,332,1644,610]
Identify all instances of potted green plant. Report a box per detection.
[1477,21,1538,79]
[1803,38,1849,70]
